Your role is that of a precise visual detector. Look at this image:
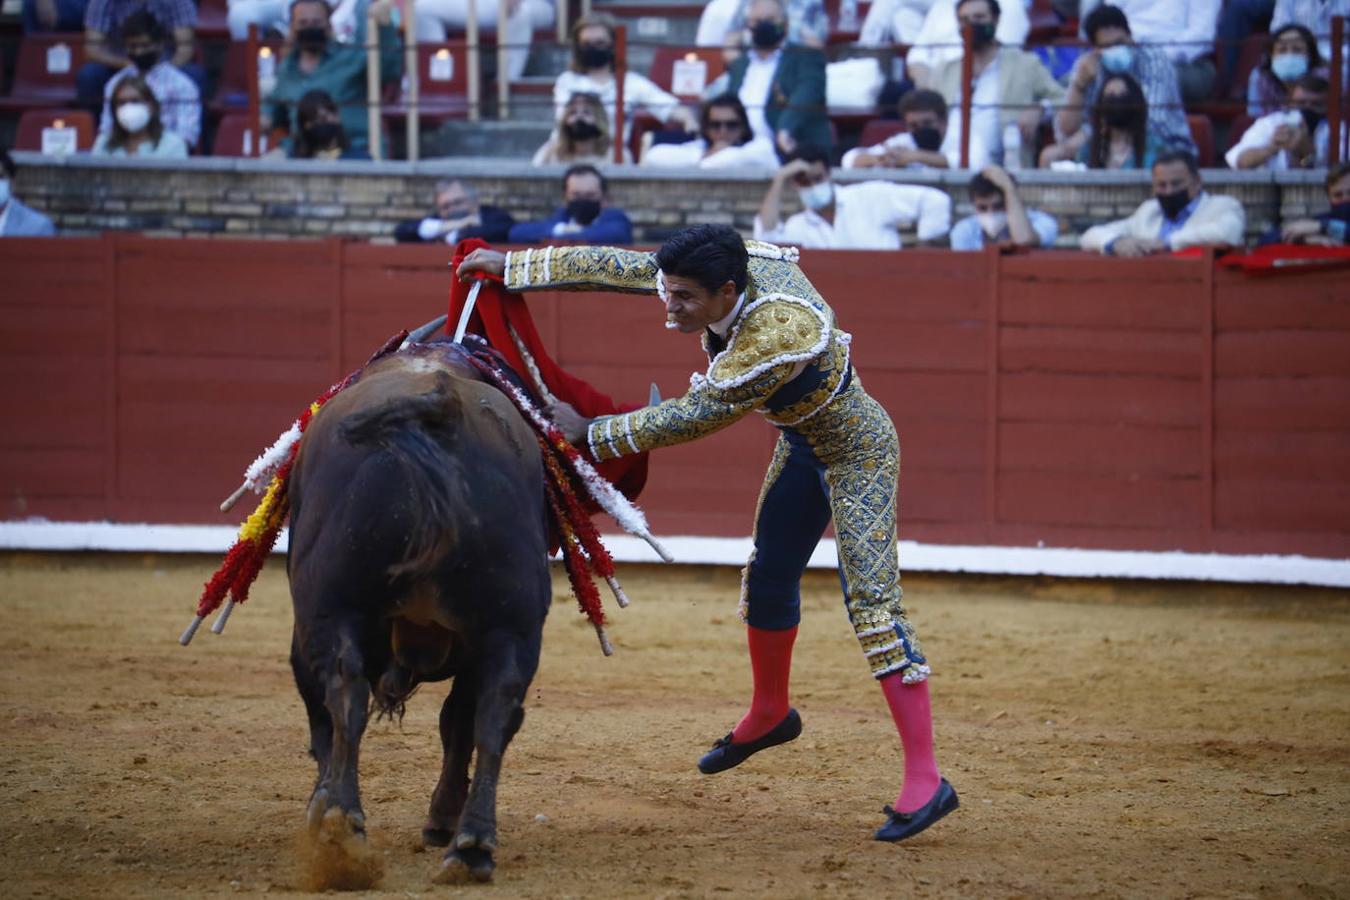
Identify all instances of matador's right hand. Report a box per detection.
[457,248,506,282]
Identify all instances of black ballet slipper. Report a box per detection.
[873,778,959,843]
[696,708,803,775]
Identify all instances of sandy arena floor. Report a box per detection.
[1,553,1347,899]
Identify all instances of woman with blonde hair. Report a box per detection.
[92,76,188,158]
[533,91,631,165]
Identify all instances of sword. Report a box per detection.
[452,281,484,345]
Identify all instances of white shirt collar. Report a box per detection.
[708,292,747,338]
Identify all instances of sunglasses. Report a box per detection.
[706,120,742,131]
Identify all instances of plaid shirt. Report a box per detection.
[100,62,201,147]
[1088,45,1196,155]
[85,0,197,38]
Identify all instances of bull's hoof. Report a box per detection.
[306,788,330,833]
[433,846,495,884]
[422,824,454,848]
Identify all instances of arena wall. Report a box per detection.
[10,153,1331,246]
[4,234,1348,562]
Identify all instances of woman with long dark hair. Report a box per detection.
[289,89,370,160]
[1082,73,1161,170]
[1248,24,1326,118]
[92,76,188,158]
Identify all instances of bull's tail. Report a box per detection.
[338,373,462,579]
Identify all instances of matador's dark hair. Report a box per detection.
[654,224,749,296]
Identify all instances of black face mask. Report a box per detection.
[750,20,785,49]
[296,26,328,50]
[912,126,943,151]
[564,119,602,141]
[577,45,614,69]
[129,49,161,72]
[305,121,343,148]
[1300,108,1325,133]
[1100,96,1140,129]
[969,22,996,48]
[566,198,602,225]
[1156,187,1192,220]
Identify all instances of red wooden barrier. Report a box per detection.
[3,235,1348,559]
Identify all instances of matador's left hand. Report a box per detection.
[545,401,591,445]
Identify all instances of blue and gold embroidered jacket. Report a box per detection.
[502,242,853,462]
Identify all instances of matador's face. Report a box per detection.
[660,274,740,334]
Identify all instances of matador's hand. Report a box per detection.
[545,401,592,445]
[457,248,506,281]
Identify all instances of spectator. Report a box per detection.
[1266,162,1350,246]
[533,92,629,166]
[1041,73,1164,169]
[0,149,57,237]
[928,0,1065,168]
[842,88,987,170]
[753,144,952,249]
[91,75,189,158]
[903,0,1030,82]
[289,89,371,159]
[859,0,940,47]
[950,165,1057,250]
[723,0,831,156]
[508,164,634,244]
[553,15,695,143]
[1058,4,1197,158]
[1248,24,1327,117]
[1077,0,1221,102]
[416,0,534,82]
[267,0,402,157]
[96,9,200,150]
[1228,75,1346,170]
[642,95,779,169]
[394,179,515,244]
[1080,151,1245,256]
[1272,0,1350,65]
[696,0,828,49]
[78,0,203,113]
[22,0,89,33]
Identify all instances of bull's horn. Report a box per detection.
[401,314,450,348]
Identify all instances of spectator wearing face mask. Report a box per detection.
[78,0,204,114]
[289,89,371,160]
[949,165,1056,251]
[0,149,57,237]
[92,74,189,157]
[842,88,988,170]
[508,164,634,244]
[394,178,515,244]
[1080,151,1244,257]
[1264,162,1350,246]
[696,0,829,50]
[552,15,696,143]
[96,9,200,149]
[754,144,952,249]
[267,0,403,157]
[533,92,630,165]
[1040,73,1163,170]
[642,95,779,169]
[1058,4,1196,159]
[1077,0,1221,103]
[1272,0,1350,65]
[901,0,1029,84]
[1228,75,1345,170]
[1248,24,1327,117]
[723,0,830,156]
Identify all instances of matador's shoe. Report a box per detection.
[873,778,959,842]
[697,708,803,774]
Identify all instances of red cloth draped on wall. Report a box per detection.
[447,239,651,506]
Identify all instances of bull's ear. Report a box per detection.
[648,382,662,406]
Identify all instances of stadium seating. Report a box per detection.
[0,35,85,114]
[383,43,472,126]
[211,39,285,112]
[211,112,271,156]
[14,109,96,152]
[858,118,905,149]
[648,46,726,101]
[1187,114,1216,167]
[197,0,231,41]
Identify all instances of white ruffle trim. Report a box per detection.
[874,661,932,683]
[746,241,801,263]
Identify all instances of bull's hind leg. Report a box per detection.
[306,628,372,837]
[292,630,334,791]
[436,629,538,884]
[423,673,477,847]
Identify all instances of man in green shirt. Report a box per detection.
[267,0,403,156]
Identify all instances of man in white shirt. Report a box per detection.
[842,88,988,170]
[1227,75,1346,171]
[754,145,952,249]
[1080,151,1245,256]
[1078,0,1221,102]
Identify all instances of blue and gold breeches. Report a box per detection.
[739,378,929,682]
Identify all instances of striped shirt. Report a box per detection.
[84,0,197,38]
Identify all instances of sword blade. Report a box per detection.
[452,281,484,345]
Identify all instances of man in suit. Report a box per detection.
[1080,151,1246,255]
[394,179,515,245]
[0,150,57,237]
[507,164,634,245]
[723,0,830,156]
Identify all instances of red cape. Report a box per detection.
[447,238,650,506]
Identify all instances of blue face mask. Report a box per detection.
[1270,53,1309,82]
[1100,44,1135,74]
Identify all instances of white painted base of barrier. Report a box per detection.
[2,520,1347,588]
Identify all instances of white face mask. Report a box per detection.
[116,102,153,133]
[798,180,834,211]
[976,210,1008,237]
[0,178,10,207]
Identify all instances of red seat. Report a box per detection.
[857,117,906,148]
[648,46,727,101]
[383,42,472,125]
[211,112,276,156]
[196,0,231,40]
[14,109,96,152]
[0,34,85,114]
[1187,114,1215,167]
[210,39,285,112]
[821,0,870,42]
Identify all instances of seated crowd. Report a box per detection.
[4,0,1348,248]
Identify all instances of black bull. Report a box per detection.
[286,348,550,884]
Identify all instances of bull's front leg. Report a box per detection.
[423,674,477,847]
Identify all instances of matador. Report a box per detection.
[457,224,958,842]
